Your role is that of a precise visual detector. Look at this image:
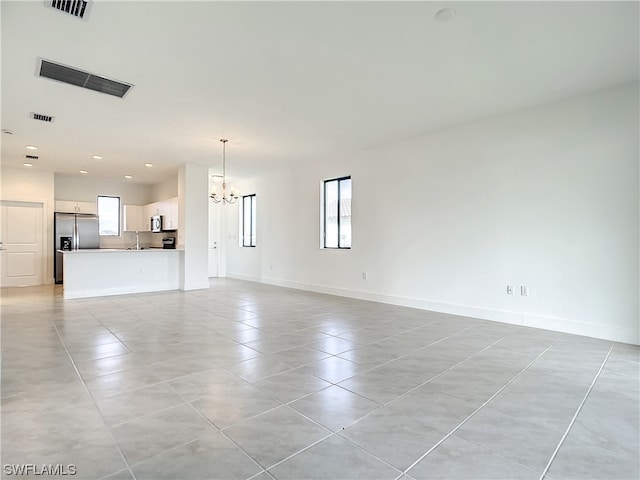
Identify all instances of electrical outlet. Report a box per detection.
[506,285,514,295]
[521,285,529,296]
[362,272,367,280]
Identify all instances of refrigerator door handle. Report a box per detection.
[74,219,79,250]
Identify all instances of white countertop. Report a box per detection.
[59,248,183,254]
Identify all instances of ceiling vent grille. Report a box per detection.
[38,59,133,98]
[48,0,91,20]
[31,112,55,122]
[25,155,39,160]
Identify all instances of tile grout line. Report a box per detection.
[10,283,617,480]
[121,430,220,472]
[315,336,516,477]
[257,430,336,475]
[50,321,138,480]
[163,376,272,477]
[331,331,507,431]
[223,315,440,362]
[85,344,272,480]
[264,335,516,478]
[270,402,405,476]
[207,392,403,477]
[246,470,276,480]
[46,315,503,476]
[537,343,615,480]
[400,334,566,476]
[77,306,472,389]
[304,324,481,389]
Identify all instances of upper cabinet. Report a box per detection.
[55,200,97,214]
[144,201,160,221]
[128,197,178,232]
[77,201,97,214]
[123,205,149,232]
[162,197,179,230]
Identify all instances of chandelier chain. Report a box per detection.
[210,138,238,205]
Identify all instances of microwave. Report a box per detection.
[150,215,163,233]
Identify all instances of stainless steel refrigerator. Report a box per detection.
[54,212,100,284]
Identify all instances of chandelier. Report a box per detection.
[210,139,238,205]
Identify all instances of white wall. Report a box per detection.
[178,163,209,290]
[0,167,56,283]
[149,175,178,202]
[224,83,639,345]
[54,174,152,204]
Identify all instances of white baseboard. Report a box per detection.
[182,281,211,291]
[63,284,179,299]
[227,273,639,345]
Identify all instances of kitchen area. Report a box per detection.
[52,175,186,300]
[1,163,215,296]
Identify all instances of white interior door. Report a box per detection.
[208,201,219,277]
[0,201,44,287]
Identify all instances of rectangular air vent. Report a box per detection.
[48,0,91,20]
[30,112,55,122]
[38,59,133,98]
[25,155,39,160]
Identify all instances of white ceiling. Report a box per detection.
[1,1,638,184]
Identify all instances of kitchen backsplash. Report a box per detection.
[99,231,176,249]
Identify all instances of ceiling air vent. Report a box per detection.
[47,0,91,20]
[38,59,133,98]
[30,112,55,122]
[25,155,39,160]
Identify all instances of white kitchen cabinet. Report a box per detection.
[123,205,149,231]
[162,197,179,230]
[77,201,97,214]
[144,202,160,220]
[142,202,157,232]
[55,200,97,214]
[141,198,179,231]
[55,200,76,213]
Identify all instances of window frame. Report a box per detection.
[322,175,351,249]
[97,195,121,237]
[241,194,256,247]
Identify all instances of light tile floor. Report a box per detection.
[1,279,638,480]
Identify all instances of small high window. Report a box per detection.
[241,194,256,247]
[322,176,351,249]
[97,195,120,236]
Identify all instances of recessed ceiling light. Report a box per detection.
[22,163,33,167]
[78,170,88,174]
[92,155,103,160]
[144,163,154,167]
[124,175,133,179]
[434,7,456,22]
[26,145,38,150]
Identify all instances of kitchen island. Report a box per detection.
[60,248,183,299]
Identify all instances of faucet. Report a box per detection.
[135,231,140,250]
